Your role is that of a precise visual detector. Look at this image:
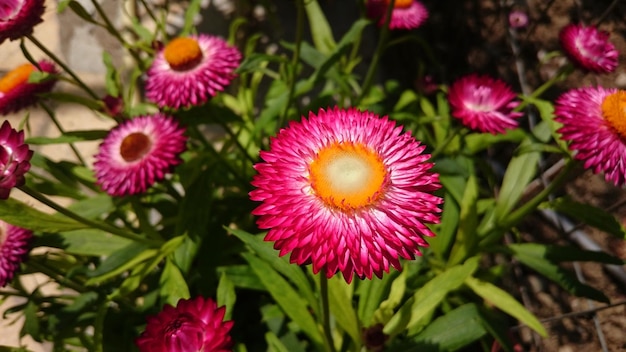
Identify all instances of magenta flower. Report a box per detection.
[559,24,618,74]
[250,107,442,283]
[0,220,32,287]
[447,74,523,134]
[366,0,429,30]
[93,114,187,196]
[0,60,57,115]
[554,86,626,186]
[145,35,242,109]
[0,120,32,199]
[508,10,529,29]
[0,0,45,43]
[136,296,234,352]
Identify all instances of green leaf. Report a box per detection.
[448,174,479,266]
[242,253,324,350]
[217,272,237,320]
[303,0,336,55]
[35,229,132,256]
[328,276,360,345]
[549,198,626,240]
[86,242,153,281]
[356,275,394,327]
[181,0,203,35]
[216,265,264,291]
[465,128,526,154]
[21,301,41,341]
[68,1,98,25]
[102,52,121,97]
[26,130,108,145]
[160,258,190,306]
[465,276,547,336]
[429,192,459,258]
[371,270,406,325]
[265,331,290,352]
[0,198,86,232]
[507,243,623,265]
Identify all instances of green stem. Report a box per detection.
[26,35,99,100]
[93,300,108,352]
[26,259,87,292]
[130,196,163,240]
[19,185,161,247]
[278,0,305,129]
[217,120,257,166]
[430,126,465,159]
[320,275,336,352]
[40,102,87,166]
[517,64,573,110]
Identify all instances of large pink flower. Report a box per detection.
[136,296,234,352]
[559,24,618,74]
[447,74,523,134]
[145,34,241,109]
[0,60,57,115]
[0,0,45,44]
[93,114,187,196]
[250,107,442,283]
[366,0,429,30]
[0,120,32,199]
[0,220,32,287]
[554,86,626,186]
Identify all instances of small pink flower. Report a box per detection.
[136,296,234,352]
[0,0,45,43]
[508,10,529,29]
[559,24,618,74]
[145,35,242,109]
[366,0,429,30]
[447,74,523,134]
[0,220,32,287]
[0,120,33,199]
[0,60,57,115]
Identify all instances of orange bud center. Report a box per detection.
[309,142,387,211]
[0,63,34,94]
[384,0,413,8]
[163,37,203,71]
[120,132,152,162]
[601,91,626,139]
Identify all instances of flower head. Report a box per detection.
[554,86,626,186]
[250,107,442,283]
[0,60,57,115]
[447,74,523,134]
[136,296,234,352]
[0,0,45,44]
[0,220,32,287]
[366,0,429,30]
[93,114,187,196]
[559,24,618,74]
[0,120,32,199]
[145,34,241,109]
[508,10,529,29]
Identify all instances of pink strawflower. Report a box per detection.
[447,74,523,134]
[136,296,234,352]
[250,107,442,283]
[508,10,529,29]
[554,86,626,186]
[559,24,618,74]
[0,220,32,287]
[145,34,241,109]
[0,60,57,115]
[93,114,187,196]
[366,0,429,30]
[0,0,45,43]
[0,120,32,199]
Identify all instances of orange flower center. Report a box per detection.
[0,63,34,94]
[309,142,387,211]
[120,132,152,162]
[601,90,626,139]
[163,37,203,71]
[384,0,413,8]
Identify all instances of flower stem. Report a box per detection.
[39,102,87,166]
[93,300,108,352]
[320,275,337,352]
[278,0,305,129]
[26,259,86,292]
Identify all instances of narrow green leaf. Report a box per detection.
[21,301,41,341]
[217,265,264,291]
[303,0,336,55]
[26,130,108,145]
[68,1,98,25]
[86,244,156,285]
[181,0,203,35]
[549,198,626,240]
[448,174,479,266]
[328,276,360,345]
[371,270,406,325]
[356,275,394,327]
[0,197,86,232]
[217,272,237,320]
[465,128,526,154]
[265,331,290,352]
[102,52,121,97]
[35,229,132,256]
[508,243,624,265]
[160,258,190,306]
[428,192,459,258]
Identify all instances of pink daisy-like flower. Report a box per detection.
[0,120,32,199]
[508,10,529,29]
[93,114,187,196]
[559,24,618,74]
[366,0,429,30]
[554,86,626,186]
[0,60,57,115]
[250,107,442,283]
[136,296,234,352]
[0,0,45,44]
[0,220,32,287]
[447,74,523,135]
[145,34,242,109]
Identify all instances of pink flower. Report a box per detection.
[0,0,45,43]
[366,0,429,30]
[136,296,234,352]
[0,60,57,115]
[250,107,442,283]
[447,74,523,134]
[508,10,529,29]
[0,120,32,199]
[554,86,626,186]
[559,24,618,74]
[145,35,242,109]
[0,220,32,287]
[93,114,187,196]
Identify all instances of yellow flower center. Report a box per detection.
[384,0,413,8]
[0,63,34,94]
[309,142,387,211]
[601,90,626,139]
[163,37,204,71]
[120,132,152,162]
